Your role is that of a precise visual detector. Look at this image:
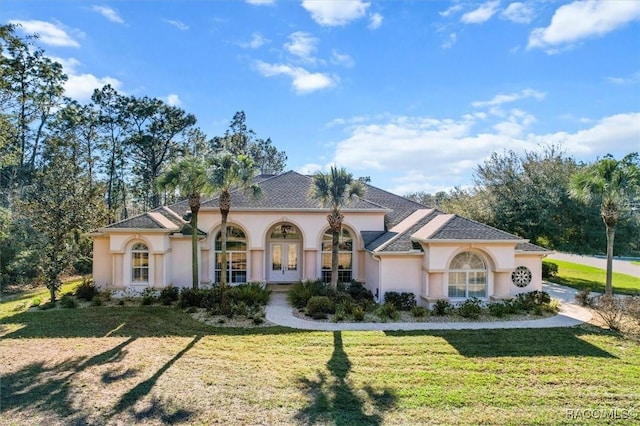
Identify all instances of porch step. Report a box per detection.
[266,283,294,293]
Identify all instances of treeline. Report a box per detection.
[407,146,640,256]
[0,24,286,289]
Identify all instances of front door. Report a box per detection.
[269,242,300,282]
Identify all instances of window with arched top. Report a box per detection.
[215,226,247,284]
[448,251,487,298]
[131,242,149,283]
[321,228,354,284]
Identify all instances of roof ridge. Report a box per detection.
[364,183,429,208]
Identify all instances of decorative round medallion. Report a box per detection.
[511,266,532,287]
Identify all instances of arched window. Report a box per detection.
[321,228,353,284]
[448,252,487,298]
[132,242,149,283]
[215,226,247,284]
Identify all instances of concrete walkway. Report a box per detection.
[265,283,592,331]
[546,252,640,277]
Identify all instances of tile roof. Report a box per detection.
[104,171,546,254]
[515,242,549,252]
[175,171,386,211]
[105,213,166,229]
[427,216,522,241]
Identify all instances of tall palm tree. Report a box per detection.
[158,155,214,289]
[569,153,639,296]
[311,166,365,289]
[210,152,261,288]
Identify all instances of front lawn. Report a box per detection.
[1,301,639,425]
[545,259,640,296]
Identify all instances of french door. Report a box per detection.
[269,242,300,282]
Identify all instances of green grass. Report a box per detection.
[545,259,640,296]
[0,278,84,318]
[1,296,639,425]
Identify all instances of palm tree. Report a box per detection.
[210,152,261,288]
[311,166,365,289]
[158,155,214,289]
[569,153,639,296]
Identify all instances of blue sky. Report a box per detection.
[5,0,640,194]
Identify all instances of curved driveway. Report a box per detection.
[546,252,640,277]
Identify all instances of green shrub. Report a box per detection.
[100,290,112,302]
[30,297,41,307]
[179,288,210,308]
[229,282,271,307]
[377,302,399,321]
[384,292,417,311]
[488,301,509,318]
[542,261,558,279]
[432,299,453,316]
[252,314,265,325]
[346,281,374,303]
[75,278,98,301]
[140,288,158,306]
[92,296,103,306]
[512,291,552,313]
[457,297,483,319]
[60,294,78,309]
[542,299,561,313]
[287,279,327,308]
[160,286,180,305]
[306,296,336,317]
[411,305,429,318]
[352,306,365,321]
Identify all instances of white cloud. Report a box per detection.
[461,0,501,24]
[528,0,640,52]
[607,71,640,85]
[164,19,189,30]
[285,32,318,62]
[442,32,457,49]
[255,61,336,94]
[500,2,534,24]
[296,163,323,175]
[92,6,125,24]
[331,50,355,68]
[301,0,370,26]
[49,55,123,101]
[440,4,463,17]
[239,32,269,49]
[471,89,545,108]
[368,13,383,30]
[166,94,181,106]
[246,0,275,5]
[9,20,80,47]
[536,113,640,156]
[328,110,640,194]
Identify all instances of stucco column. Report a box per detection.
[250,249,264,282]
[304,249,317,281]
[112,253,124,288]
[154,253,164,287]
[492,272,511,299]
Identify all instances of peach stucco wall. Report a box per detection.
[94,207,545,300]
[92,237,111,289]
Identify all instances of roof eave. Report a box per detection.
[414,238,527,245]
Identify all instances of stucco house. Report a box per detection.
[90,171,547,304]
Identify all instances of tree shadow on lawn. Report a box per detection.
[295,331,396,426]
[1,335,200,424]
[384,326,617,358]
[0,305,303,339]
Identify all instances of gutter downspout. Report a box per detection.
[371,253,382,303]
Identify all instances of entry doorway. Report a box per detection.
[269,242,300,282]
[267,222,302,283]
